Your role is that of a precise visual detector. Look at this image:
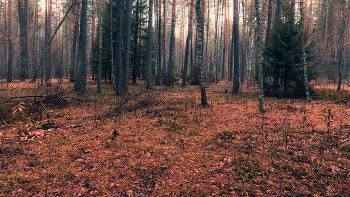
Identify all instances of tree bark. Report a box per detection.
[123,0,132,92]
[182,0,195,87]
[156,0,162,85]
[19,0,29,81]
[91,0,95,81]
[97,3,102,93]
[73,0,87,94]
[147,0,153,89]
[255,0,264,112]
[196,0,207,105]
[166,0,176,87]
[115,0,123,95]
[232,0,239,92]
[7,0,13,82]
[300,0,310,99]
[70,0,80,82]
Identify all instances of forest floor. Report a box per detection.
[1,79,350,196]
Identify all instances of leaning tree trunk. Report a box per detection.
[115,0,123,95]
[300,0,310,99]
[182,0,195,87]
[74,0,87,94]
[7,0,13,82]
[146,0,153,89]
[196,0,207,105]
[232,0,239,92]
[166,0,176,87]
[255,0,264,112]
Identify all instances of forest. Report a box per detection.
[0,0,350,195]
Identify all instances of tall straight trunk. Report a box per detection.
[110,0,114,88]
[182,0,195,87]
[232,0,239,92]
[97,3,102,93]
[156,0,161,85]
[115,0,123,95]
[213,0,219,84]
[300,0,310,99]
[247,0,255,87]
[147,0,153,89]
[221,0,226,81]
[275,0,281,21]
[255,0,263,112]
[241,0,246,82]
[166,0,176,87]
[74,0,87,94]
[201,0,205,75]
[31,0,36,81]
[91,0,95,80]
[265,0,272,46]
[162,0,166,81]
[123,0,132,92]
[7,0,13,82]
[133,0,140,84]
[196,0,207,105]
[205,0,209,74]
[19,0,29,81]
[45,0,52,86]
[70,0,80,82]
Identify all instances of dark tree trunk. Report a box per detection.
[133,0,139,84]
[255,0,264,112]
[232,0,239,92]
[74,0,87,94]
[182,0,195,87]
[70,0,80,82]
[115,0,123,95]
[123,0,132,92]
[166,0,177,87]
[196,0,207,105]
[91,0,95,81]
[156,0,162,85]
[147,0,153,89]
[19,0,29,81]
[7,0,13,82]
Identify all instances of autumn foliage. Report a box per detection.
[0,80,350,196]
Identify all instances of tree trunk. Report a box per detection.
[7,0,13,82]
[97,3,102,93]
[147,0,153,89]
[123,0,132,92]
[255,0,264,112]
[19,0,29,81]
[196,0,207,105]
[162,0,166,83]
[70,0,80,82]
[115,0,123,95]
[221,0,226,81]
[182,0,195,87]
[133,0,140,84]
[166,0,176,87]
[232,0,239,92]
[247,0,255,87]
[300,0,310,99]
[156,0,162,85]
[45,0,52,86]
[91,0,95,81]
[241,0,246,82]
[73,0,87,94]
